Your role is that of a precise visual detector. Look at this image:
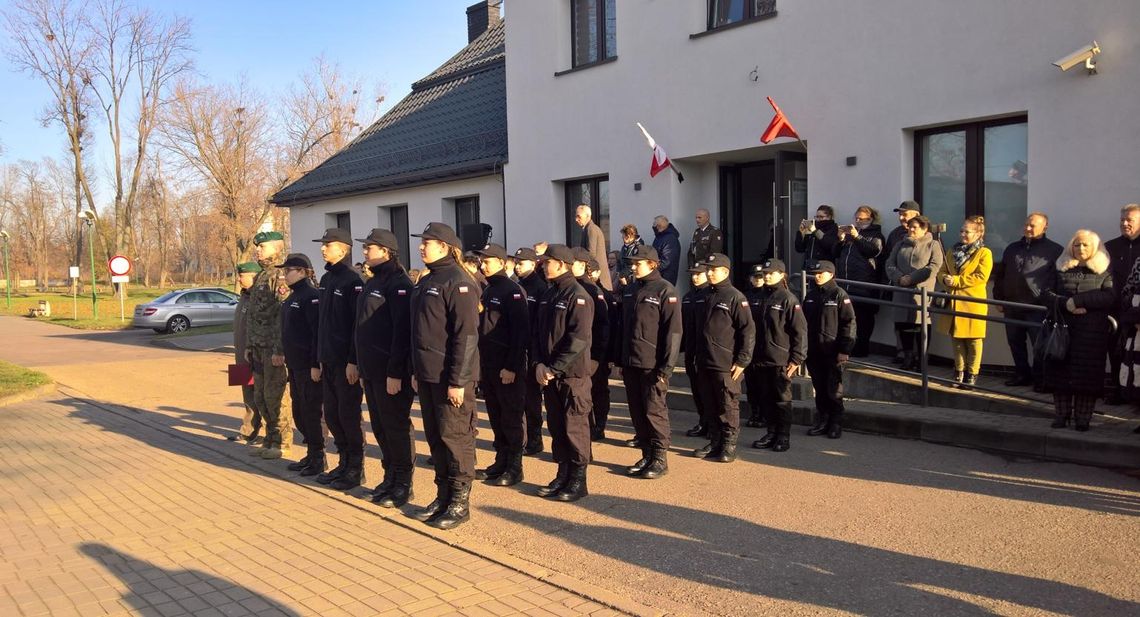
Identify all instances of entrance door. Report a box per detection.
[720,162,774,288]
[775,150,808,284]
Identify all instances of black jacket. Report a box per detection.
[1041,254,1114,394]
[601,284,621,363]
[652,224,682,285]
[681,282,710,356]
[833,224,883,297]
[803,280,857,358]
[533,271,594,380]
[619,270,682,375]
[410,257,481,386]
[317,260,363,366]
[517,270,548,339]
[479,271,529,376]
[696,281,755,371]
[1103,234,1140,305]
[353,259,413,381]
[795,220,839,267]
[577,276,611,363]
[280,278,320,370]
[747,284,808,368]
[991,235,1064,306]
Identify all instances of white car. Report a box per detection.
[131,287,241,333]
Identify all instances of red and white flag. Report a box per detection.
[636,122,684,182]
[760,96,802,144]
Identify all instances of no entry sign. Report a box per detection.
[108,255,132,276]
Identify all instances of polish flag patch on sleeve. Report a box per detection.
[311,298,319,304]
[397,289,407,295]
[459,285,469,293]
[667,296,678,303]
[742,301,749,307]
[513,293,522,300]
[843,298,851,304]
[354,286,363,292]
[576,297,586,305]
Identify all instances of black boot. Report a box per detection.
[753,431,777,449]
[961,373,976,391]
[553,465,588,502]
[487,452,524,487]
[330,454,364,490]
[373,482,413,508]
[694,431,721,458]
[475,450,508,481]
[315,452,346,484]
[287,454,312,472]
[299,451,327,477]
[370,468,395,497]
[773,435,791,452]
[426,484,470,529]
[626,448,651,476]
[1051,395,1071,429]
[641,449,668,479]
[716,434,737,463]
[806,414,828,436]
[685,422,706,437]
[413,484,451,521]
[744,410,764,428]
[624,437,643,448]
[524,437,544,456]
[537,463,570,497]
[827,416,843,439]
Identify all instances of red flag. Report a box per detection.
[760,96,800,144]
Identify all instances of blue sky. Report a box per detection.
[0,0,483,188]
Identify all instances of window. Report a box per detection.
[387,205,410,268]
[177,292,205,304]
[565,176,610,247]
[455,196,480,232]
[335,212,351,231]
[571,0,616,68]
[206,292,237,303]
[708,0,777,30]
[915,116,1027,253]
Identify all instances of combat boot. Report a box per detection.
[773,435,791,452]
[413,484,451,521]
[487,452,523,487]
[299,451,326,476]
[640,450,668,479]
[626,448,651,476]
[693,431,721,458]
[827,416,843,439]
[330,454,364,491]
[524,437,544,456]
[373,482,413,508]
[258,446,283,460]
[316,452,347,485]
[807,414,828,436]
[287,454,312,471]
[685,422,706,437]
[425,484,470,529]
[744,409,764,428]
[370,469,395,498]
[475,450,508,481]
[716,435,737,463]
[537,463,570,497]
[552,465,588,502]
[753,431,777,449]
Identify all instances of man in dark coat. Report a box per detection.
[687,208,724,268]
[1102,203,1140,403]
[575,204,613,291]
[652,215,682,285]
[514,247,549,454]
[991,212,1063,388]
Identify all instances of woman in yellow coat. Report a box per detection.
[937,215,993,388]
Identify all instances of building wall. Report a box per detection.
[504,0,1140,364]
[286,174,506,270]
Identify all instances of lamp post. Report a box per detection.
[0,230,10,309]
[79,210,98,318]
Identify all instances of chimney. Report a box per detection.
[466,0,502,43]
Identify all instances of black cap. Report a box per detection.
[474,243,508,260]
[627,244,659,262]
[688,264,709,274]
[544,244,575,265]
[586,255,600,272]
[808,260,836,274]
[704,253,731,269]
[894,200,921,214]
[760,258,787,274]
[313,228,352,245]
[281,253,313,269]
[356,228,399,251]
[750,264,765,276]
[411,222,461,247]
[571,246,592,264]
[514,247,538,262]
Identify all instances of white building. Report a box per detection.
[503,0,1140,362]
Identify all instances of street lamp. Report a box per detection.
[79,210,97,319]
[0,230,10,309]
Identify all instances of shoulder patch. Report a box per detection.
[311,298,319,304]
[843,298,851,304]
[397,289,407,296]
[794,304,802,310]
[354,286,362,292]
[667,296,678,303]
[513,293,522,300]
[459,285,469,293]
[576,297,586,305]
[742,301,749,307]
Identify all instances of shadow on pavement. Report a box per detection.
[79,543,300,616]
[485,496,1139,616]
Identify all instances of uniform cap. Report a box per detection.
[627,244,660,263]
[894,200,922,214]
[760,258,787,274]
[586,256,600,272]
[807,260,836,274]
[281,253,313,269]
[236,262,262,274]
[313,228,353,245]
[514,247,538,262]
[688,264,709,274]
[750,264,765,276]
[571,246,592,264]
[253,230,283,245]
[356,228,399,251]
[474,243,508,260]
[411,221,461,247]
[543,244,576,265]
[704,253,731,269]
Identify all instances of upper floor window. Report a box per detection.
[708,0,777,30]
[571,0,616,68]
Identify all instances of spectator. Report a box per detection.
[575,205,613,290]
[1103,203,1140,404]
[618,224,644,286]
[1116,257,1140,434]
[936,216,993,389]
[687,208,724,268]
[652,215,682,285]
[794,205,839,268]
[1041,230,1114,431]
[833,205,884,357]
[884,201,923,363]
[884,215,943,371]
[991,212,1063,388]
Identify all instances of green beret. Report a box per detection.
[253,231,284,245]
[236,262,262,274]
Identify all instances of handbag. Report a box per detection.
[1034,303,1070,362]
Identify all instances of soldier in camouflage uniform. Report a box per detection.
[228,261,264,444]
[246,231,292,459]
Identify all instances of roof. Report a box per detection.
[271,21,506,207]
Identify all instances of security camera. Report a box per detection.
[1053,41,1101,73]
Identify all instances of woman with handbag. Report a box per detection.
[1040,230,1115,431]
[885,215,943,370]
[936,216,993,389]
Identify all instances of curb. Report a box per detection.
[0,383,57,408]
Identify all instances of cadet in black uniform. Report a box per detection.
[743,266,767,428]
[681,264,711,438]
[514,247,549,455]
[620,245,682,479]
[312,228,366,490]
[409,222,481,530]
[586,254,618,441]
[533,245,594,502]
[749,258,808,452]
[570,248,608,440]
[694,254,755,462]
[280,254,325,476]
[354,229,417,507]
[802,260,856,439]
[473,243,530,487]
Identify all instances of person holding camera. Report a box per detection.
[833,206,884,357]
[884,216,943,371]
[795,205,839,268]
[936,216,993,389]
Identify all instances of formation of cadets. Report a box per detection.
[236,221,856,531]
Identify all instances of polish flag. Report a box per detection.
[637,123,684,182]
[760,96,801,144]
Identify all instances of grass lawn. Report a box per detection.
[0,287,183,330]
[0,360,52,399]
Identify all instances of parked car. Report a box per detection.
[132,288,241,333]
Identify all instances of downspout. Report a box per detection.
[496,158,507,248]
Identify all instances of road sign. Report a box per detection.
[110,275,130,283]
[69,266,80,279]
[108,255,132,276]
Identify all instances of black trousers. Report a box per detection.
[589,360,612,432]
[1005,309,1043,382]
[419,381,477,486]
[852,302,877,356]
[743,365,763,419]
[686,355,712,425]
[481,369,526,454]
[807,357,845,423]
[287,365,324,455]
[524,365,544,444]
[756,365,793,437]
[622,367,672,449]
[362,375,416,484]
[696,369,742,439]
[544,376,592,466]
[321,362,364,457]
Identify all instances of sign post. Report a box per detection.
[69,266,80,320]
[108,256,132,322]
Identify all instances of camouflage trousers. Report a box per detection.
[250,346,292,449]
[238,384,263,439]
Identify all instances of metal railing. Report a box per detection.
[798,271,1048,407]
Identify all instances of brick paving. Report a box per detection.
[0,396,625,617]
